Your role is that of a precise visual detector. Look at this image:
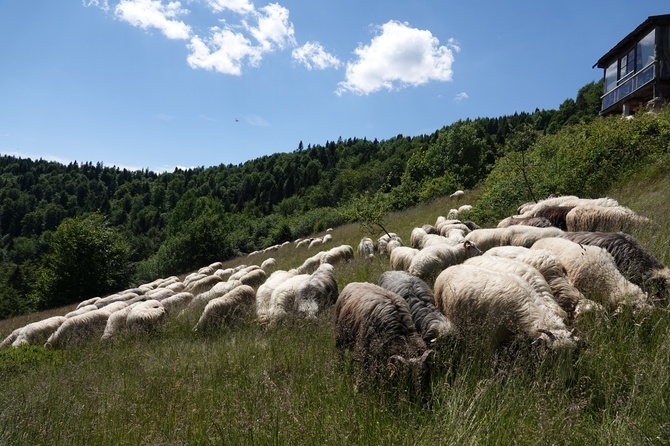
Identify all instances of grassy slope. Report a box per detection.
[1,168,670,445]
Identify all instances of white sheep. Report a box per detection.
[308,238,324,249]
[261,257,277,272]
[450,190,465,199]
[126,300,167,334]
[214,268,234,281]
[101,302,141,341]
[296,251,325,274]
[184,274,223,295]
[193,285,256,332]
[484,246,583,317]
[408,240,483,283]
[464,255,568,321]
[517,195,621,216]
[531,237,651,311]
[145,288,176,301]
[464,226,564,252]
[296,239,311,249]
[565,205,651,233]
[160,292,194,316]
[358,237,375,259]
[410,227,427,249]
[434,264,580,351]
[0,327,23,349]
[390,246,420,271]
[45,308,113,348]
[265,273,312,324]
[320,244,354,266]
[294,263,339,319]
[238,267,267,290]
[256,269,300,323]
[189,279,244,314]
[65,304,98,318]
[10,316,67,348]
[76,296,100,309]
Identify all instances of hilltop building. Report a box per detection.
[594,14,670,116]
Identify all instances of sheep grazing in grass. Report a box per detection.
[238,267,267,290]
[321,244,354,266]
[184,274,223,296]
[0,327,22,349]
[256,270,300,324]
[560,231,670,301]
[65,304,98,318]
[295,239,311,249]
[410,227,428,249]
[7,316,67,348]
[45,308,113,348]
[464,226,564,252]
[484,246,583,318]
[407,240,483,284]
[308,238,324,249]
[434,264,580,352]
[376,233,402,257]
[390,246,420,272]
[126,300,166,334]
[334,282,435,400]
[464,255,568,321]
[358,237,375,259]
[497,215,554,229]
[261,257,277,272]
[101,302,141,341]
[565,205,652,233]
[532,237,651,312]
[450,190,465,199]
[378,271,455,344]
[295,263,339,319]
[296,251,325,274]
[145,288,176,302]
[76,297,101,309]
[517,195,621,216]
[193,285,256,332]
[161,292,194,316]
[214,268,234,281]
[189,279,244,315]
[265,273,311,324]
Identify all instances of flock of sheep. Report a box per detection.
[2,193,668,399]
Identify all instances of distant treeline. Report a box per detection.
[0,81,602,318]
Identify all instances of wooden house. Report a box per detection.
[594,14,670,116]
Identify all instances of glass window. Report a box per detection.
[605,61,618,92]
[636,29,655,70]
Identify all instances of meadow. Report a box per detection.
[1,166,670,445]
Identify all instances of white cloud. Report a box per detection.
[187,27,261,75]
[115,0,191,40]
[245,3,296,51]
[336,20,459,95]
[454,92,469,102]
[292,41,341,70]
[187,3,296,75]
[83,0,110,11]
[206,0,254,14]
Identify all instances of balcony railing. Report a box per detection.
[601,64,655,110]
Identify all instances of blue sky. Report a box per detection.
[1,1,667,172]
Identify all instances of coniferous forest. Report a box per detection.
[0,81,603,318]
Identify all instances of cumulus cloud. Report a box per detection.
[187,27,261,75]
[336,20,459,95]
[115,0,191,40]
[244,3,296,51]
[206,0,254,14]
[454,92,469,102]
[292,41,341,70]
[83,0,110,11]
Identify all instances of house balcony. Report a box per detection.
[601,64,655,113]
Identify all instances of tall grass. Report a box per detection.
[2,170,670,444]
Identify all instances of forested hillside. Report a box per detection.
[0,81,602,318]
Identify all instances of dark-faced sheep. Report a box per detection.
[378,271,455,344]
[334,282,434,400]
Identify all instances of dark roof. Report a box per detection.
[594,14,670,68]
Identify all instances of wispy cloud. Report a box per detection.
[292,41,341,70]
[454,92,469,103]
[336,20,459,95]
[198,114,218,122]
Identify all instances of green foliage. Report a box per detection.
[37,213,133,308]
